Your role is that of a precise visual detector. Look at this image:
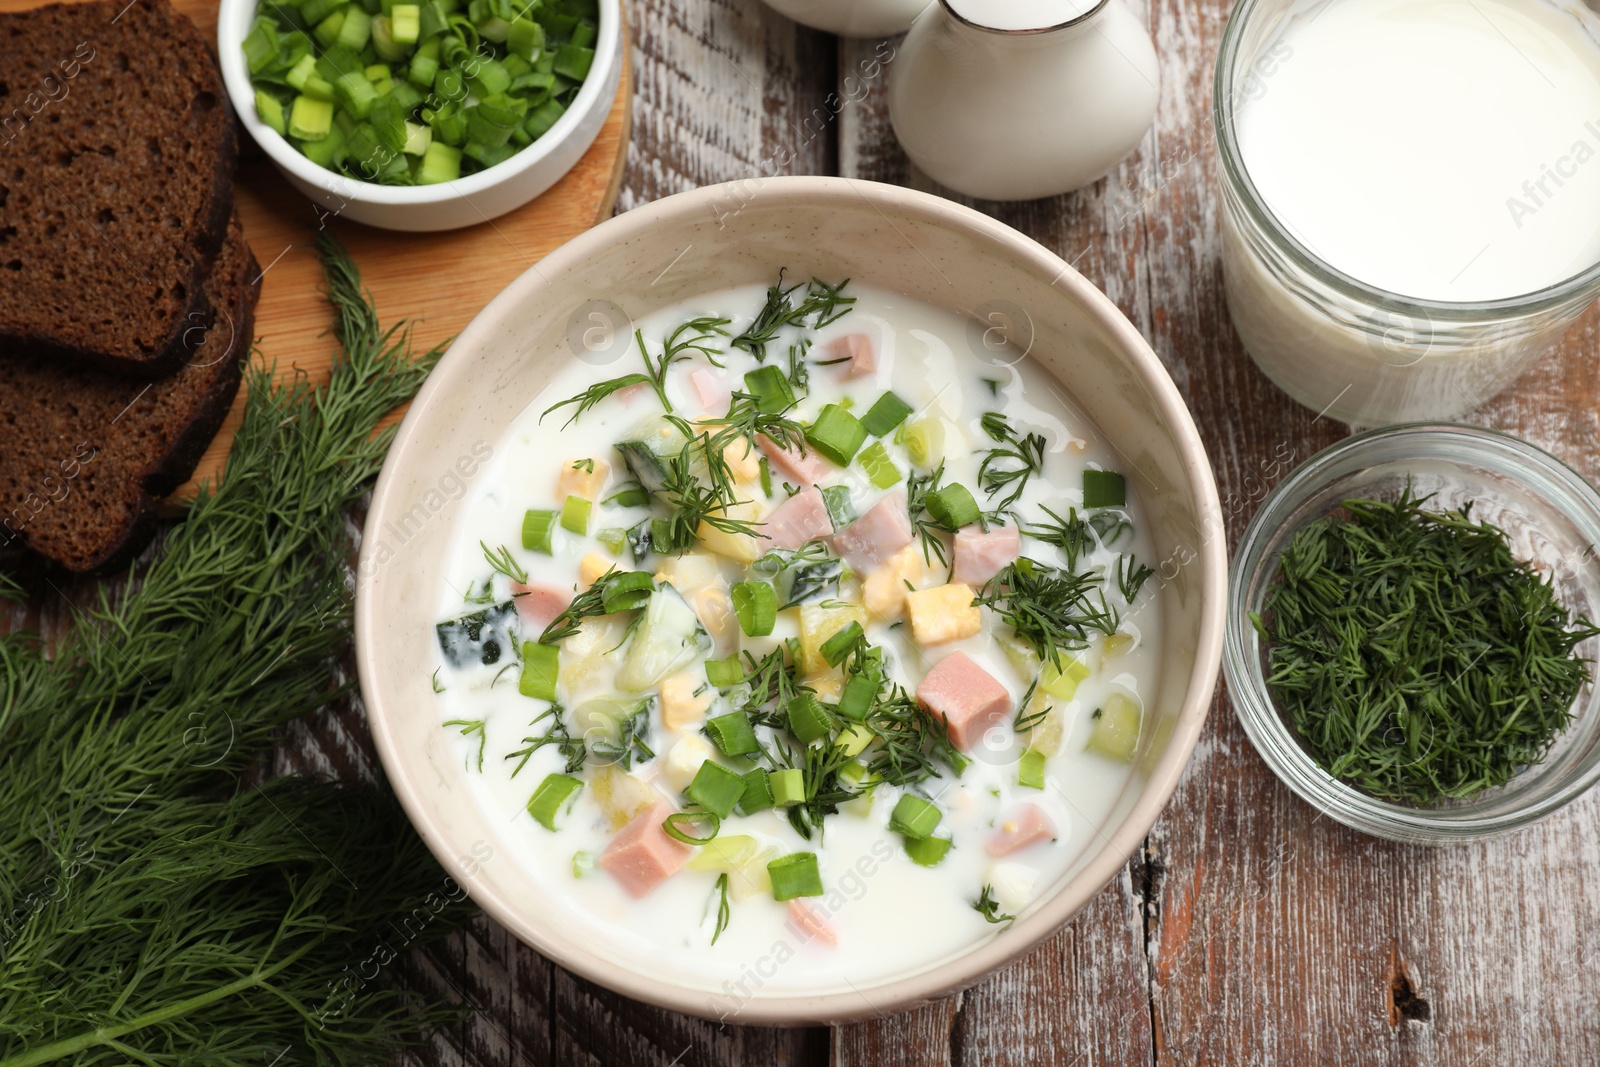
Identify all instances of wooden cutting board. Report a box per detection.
[0,0,631,498]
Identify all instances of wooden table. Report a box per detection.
[335,1,1600,1063]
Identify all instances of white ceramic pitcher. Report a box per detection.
[888,0,1160,201]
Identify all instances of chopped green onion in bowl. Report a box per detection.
[242,0,600,185]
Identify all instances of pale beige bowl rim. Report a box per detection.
[355,175,1225,1023]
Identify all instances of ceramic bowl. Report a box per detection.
[215,0,622,232]
[355,176,1226,1022]
[758,0,930,37]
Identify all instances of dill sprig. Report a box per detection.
[482,539,528,584]
[731,274,856,362]
[973,884,1015,925]
[509,703,585,776]
[1254,490,1599,804]
[446,717,489,771]
[542,316,730,427]
[978,412,1047,511]
[1025,505,1130,570]
[977,557,1119,670]
[906,462,954,566]
[710,873,732,944]
[0,234,474,1064]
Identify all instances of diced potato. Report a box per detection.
[723,439,761,484]
[655,552,723,594]
[591,764,659,830]
[986,862,1040,914]
[799,600,868,674]
[557,457,609,501]
[998,632,1040,677]
[687,834,759,872]
[727,848,776,901]
[698,501,764,563]
[1086,693,1142,763]
[660,671,713,730]
[862,544,931,621]
[906,582,981,646]
[579,552,615,588]
[689,585,739,652]
[1102,631,1137,661]
[560,616,627,695]
[805,670,845,702]
[660,733,715,791]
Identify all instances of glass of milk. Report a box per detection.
[1214,0,1600,427]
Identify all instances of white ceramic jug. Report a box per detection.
[888,0,1160,201]
[759,0,932,37]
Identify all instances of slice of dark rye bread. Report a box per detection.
[0,212,258,574]
[0,0,238,378]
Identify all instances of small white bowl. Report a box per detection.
[759,0,930,36]
[355,177,1227,1022]
[216,0,621,232]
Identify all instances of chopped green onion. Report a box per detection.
[857,441,902,489]
[552,43,594,81]
[662,811,720,845]
[861,391,914,437]
[390,2,420,42]
[255,90,288,135]
[600,570,653,613]
[706,655,745,688]
[242,17,279,73]
[926,483,980,529]
[526,773,582,830]
[685,761,746,819]
[1083,469,1126,508]
[705,710,761,758]
[332,70,379,120]
[287,94,334,140]
[759,457,773,498]
[1018,748,1046,790]
[417,140,461,184]
[507,16,545,60]
[336,6,372,50]
[805,404,868,466]
[560,495,592,535]
[736,769,775,815]
[820,621,864,668]
[837,673,878,721]
[903,834,952,867]
[743,365,796,414]
[889,794,942,839]
[767,852,823,901]
[518,641,559,701]
[522,508,558,553]
[820,484,855,528]
[769,767,805,807]
[731,580,777,637]
[572,850,595,877]
[687,835,758,871]
[787,693,834,745]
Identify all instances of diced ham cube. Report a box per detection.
[689,367,731,415]
[599,802,693,898]
[511,582,571,631]
[614,382,646,407]
[764,486,834,550]
[825,333,876,380]
[916,650,1011,751]
[831,491,912,575]
[786,899,838,947]
[758,433,829,485]
[986,804,1058,857]
[952,524,1021,586]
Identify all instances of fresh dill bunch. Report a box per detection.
[1255,490,1600,804]
[0,234,476,1066]
[976,557,1119,670]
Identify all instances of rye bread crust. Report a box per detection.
[0,0,239,379]
[0,214,259,575]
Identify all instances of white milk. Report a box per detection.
[1236,0,1600,303]
[1219,0,1600,425]
[429,282,1165,996]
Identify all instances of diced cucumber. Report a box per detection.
[435,601,519,667]
[1086,694,1142,762]
[614,417,688,493]
[617,583,711,692]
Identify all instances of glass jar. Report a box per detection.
[1226,425,1600,843]
[1213,0,1600,428]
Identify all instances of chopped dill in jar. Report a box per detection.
[1251,489,1599,805]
